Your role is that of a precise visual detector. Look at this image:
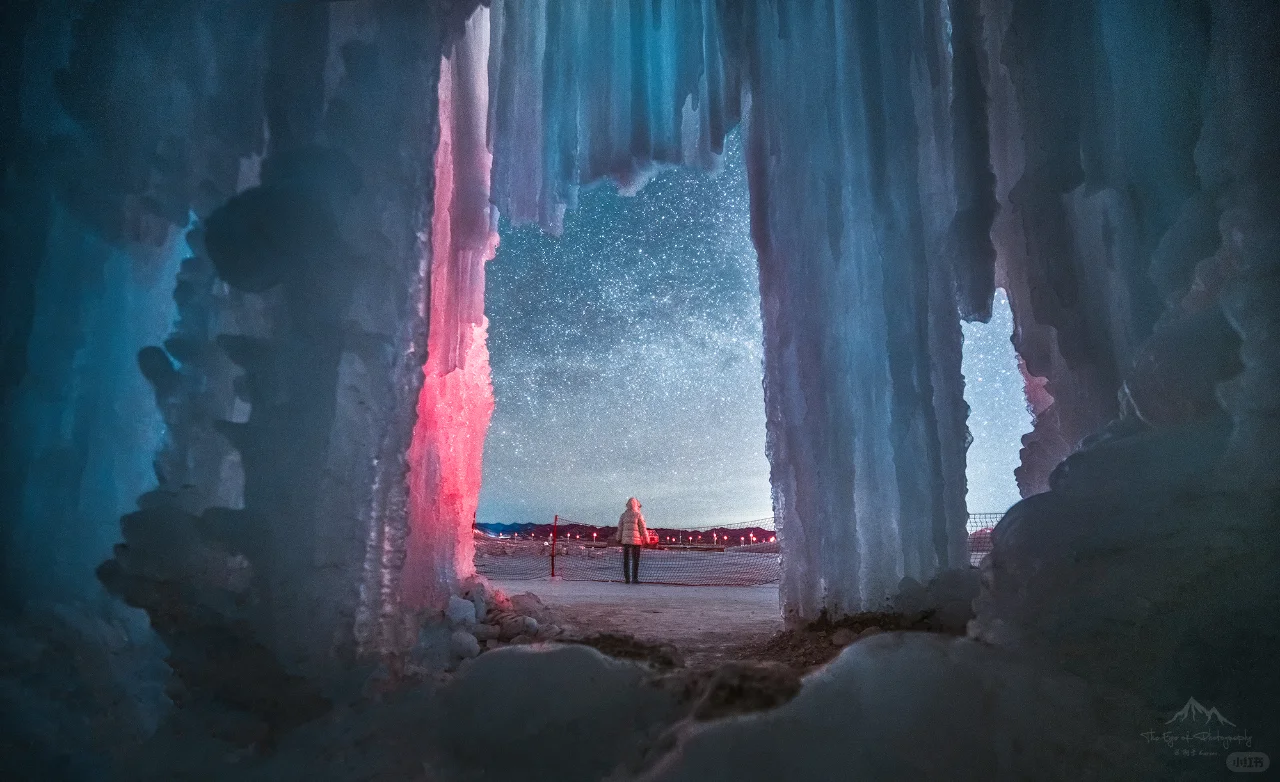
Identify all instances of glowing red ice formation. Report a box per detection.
[402,15,497,612]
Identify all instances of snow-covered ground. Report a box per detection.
[492,580,782,666]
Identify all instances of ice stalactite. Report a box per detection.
[745,0,987,619]
[402,8,497,616]
[487,0,741,233]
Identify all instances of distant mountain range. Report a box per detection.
[476,520,775,545]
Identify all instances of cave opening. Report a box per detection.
[473,128,777,652]
[960,287,1031,517]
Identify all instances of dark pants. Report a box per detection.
[622,544,641,583]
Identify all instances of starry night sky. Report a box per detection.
[480,131,1027,529]
[961,288,1030,513]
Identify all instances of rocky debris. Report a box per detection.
[446,595,477,627]
[472,623,500,641]
[450,630,481,659]
[490,611,539,641]
[735,610,960,672]
[570,633,684,670]
[829,628,856,647]
[680,662,803,721]
[509,592,550,623]
[460,577,511,621]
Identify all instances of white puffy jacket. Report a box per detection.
[616,497,649,545]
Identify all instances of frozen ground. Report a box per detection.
[493,579,782,666]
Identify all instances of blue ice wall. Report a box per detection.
[6,206,187,603]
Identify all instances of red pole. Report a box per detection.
[551,515,558,577]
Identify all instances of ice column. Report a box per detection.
[745,0,983,618]
[401,8,497,614]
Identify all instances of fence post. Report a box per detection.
[551,514,558,578]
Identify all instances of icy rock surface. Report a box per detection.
[642,633,1139,782]
[449,630,480,659]
[0,602,170,780]
[446,595,477,627]
[969,417,1280,754]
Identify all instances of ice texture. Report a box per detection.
[52,3,472,684]
[400,10,498,619]
[488,0,740,233]
[745,0,990,617]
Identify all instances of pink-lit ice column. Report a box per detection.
[402,8,497,614]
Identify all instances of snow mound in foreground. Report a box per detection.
[430,644,680,782]
[640,633,1146,782]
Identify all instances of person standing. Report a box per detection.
[616,497,648,584]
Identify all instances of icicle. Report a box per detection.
[487,0,739,234]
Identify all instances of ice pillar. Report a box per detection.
[745,0,982,619]
[402,8,497,614]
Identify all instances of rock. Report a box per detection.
[468,593,488,622]
[446,596,477,627]
[510,635,532,644]
[472,623,500,641]
[857,626,883,640]
[522,616,539,636]
[484,639,501,650]
[450,630,480,659]
[498,615,528,641]
[830,628,856,647]
[460,577,510,620]
[510,592,547,621]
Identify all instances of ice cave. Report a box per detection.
[2,0,1277,779]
